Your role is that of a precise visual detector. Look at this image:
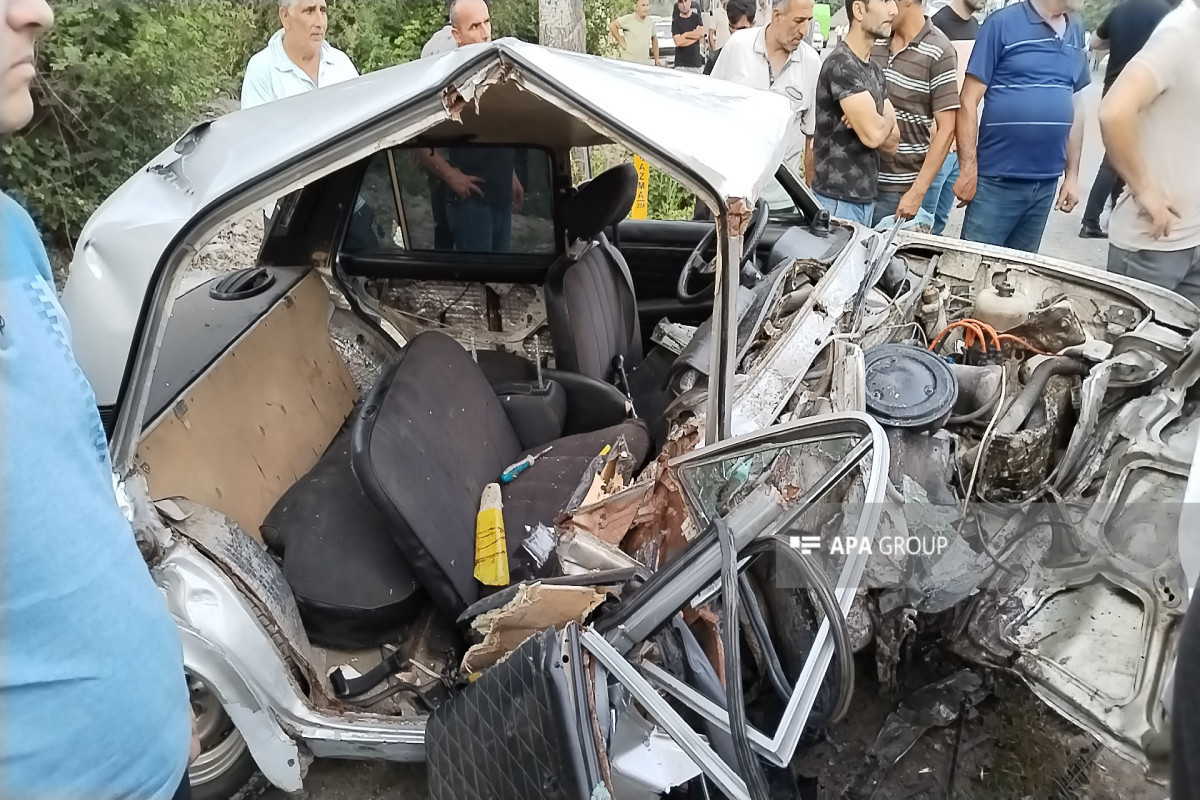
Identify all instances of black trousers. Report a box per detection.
[1082,153,1125,229]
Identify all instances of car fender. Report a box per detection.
[158,547,306,793]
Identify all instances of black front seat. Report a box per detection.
[544,164,644,384]
[352,331,651,617]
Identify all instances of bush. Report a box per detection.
[1,0,264,243]
[0,0,640,249]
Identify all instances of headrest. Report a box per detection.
[562,164,639,242]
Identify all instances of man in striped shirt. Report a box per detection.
[869,0,959,227]
[952,0,1089,253]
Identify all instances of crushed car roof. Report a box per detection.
[65,38,797,406]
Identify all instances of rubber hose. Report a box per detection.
[947,378,1004,426]
[738,573,794,702]
[747,536,856,725]
[994,357,1089,435]
[716,518,772,800]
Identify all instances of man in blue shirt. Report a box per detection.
[2,1,195,797]
[952,0,1090,253]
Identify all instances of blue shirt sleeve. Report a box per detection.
[965,12,1005,86]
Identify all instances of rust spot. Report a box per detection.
[441,85,468,121]
[727,196,753,238]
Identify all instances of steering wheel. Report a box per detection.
[677,199,770,305]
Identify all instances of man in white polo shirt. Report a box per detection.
[241,0,359,110]
[710,0,821,182]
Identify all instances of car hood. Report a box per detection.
[62,37,797,407]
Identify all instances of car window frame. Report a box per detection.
[346,142,564,262]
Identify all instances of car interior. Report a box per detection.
[134,125,858,720]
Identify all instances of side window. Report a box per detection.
[762,175,802,223]
[346,145,556,255]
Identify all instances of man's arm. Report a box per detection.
[609,19,628,50]
[952,75,986,205]
[839,93,897,150]
[804,137,814,186]
[1100,62,1179,237]
[415,148,483,199]
[1091,11,1111,51]
[896,108,956,218]
[1056,92,1085,212]
[653,35,660,64]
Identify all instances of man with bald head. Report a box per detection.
[418,0,524,252]
[241,0,359,109]
[710,0,822,182]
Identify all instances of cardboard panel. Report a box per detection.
[137,272,359,537]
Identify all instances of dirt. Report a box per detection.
[793,648,1167,800]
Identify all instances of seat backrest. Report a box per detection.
[352,331,524,614]
[545,165,644,383]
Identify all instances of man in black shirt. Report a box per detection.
[812,0,899,226]
[1079,0,1170,239]
[672,0,708,72]
[704,0,757,74]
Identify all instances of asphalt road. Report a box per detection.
[260,67,1117,800]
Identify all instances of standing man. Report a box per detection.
[919,0,981,235]
[952,0,1090,254]
[1078,0,1169,239]
[704,0,757,74]
[711,0,822,181]
[1,1,196,799]
[610,0,661,65]
[418,0,524,252]
[241,0,359,110]
[672,0,708,73]
[1099,0,1200,304]
[811,0,900,225]
[869,0,959,226]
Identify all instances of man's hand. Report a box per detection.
[1055,176,1079,213]
[896,187,924,221]
[953,162,977,206]
[654,57,661,66]
[512,173,525,212]
[1135,186,1181,238]
[447,169,484,200]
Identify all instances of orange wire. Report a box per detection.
[929,320,987,353]
[998,333,1053,356]
[961,318,1002,350]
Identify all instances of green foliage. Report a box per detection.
[2,0,265,241]
[1,0,629,248]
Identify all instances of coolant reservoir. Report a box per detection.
[974,273,1034,332]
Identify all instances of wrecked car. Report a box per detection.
[61,38,1197,800]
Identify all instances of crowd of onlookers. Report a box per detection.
[612,0,1198,305]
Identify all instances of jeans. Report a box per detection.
[813,191,874,227]
[920,152,959,236]
[1082,154,1125,230]
[961,175,1058,253]
[871,191,903,228]
[447,198,512,253]
[1108,243,1200,306]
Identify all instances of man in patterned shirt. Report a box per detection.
[869,0,958,227]
[812,0,900,225]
